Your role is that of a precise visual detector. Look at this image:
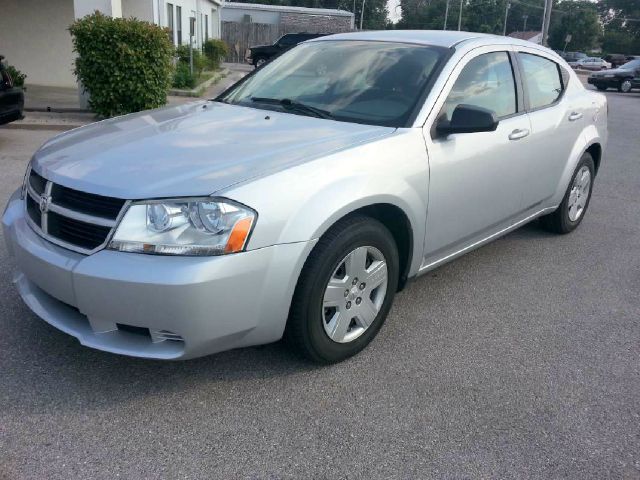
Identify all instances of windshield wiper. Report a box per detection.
[251,97,334,120]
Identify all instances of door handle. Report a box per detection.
[568,111,583,121]
[508,128,530,140]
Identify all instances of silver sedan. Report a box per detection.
[2,31,607,363]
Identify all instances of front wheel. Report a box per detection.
[618,79,633,93]
[285,216,399,363]
[540,153,595,234]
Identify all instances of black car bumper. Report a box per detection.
[0,87,25,126]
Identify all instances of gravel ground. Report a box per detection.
[0,89,638,479]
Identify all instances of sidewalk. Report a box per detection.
[8,63,250,131]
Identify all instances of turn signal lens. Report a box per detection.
[224,217,254,253]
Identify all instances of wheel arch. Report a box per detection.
[585,142,602,174]
[338,203,414,291]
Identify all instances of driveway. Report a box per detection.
[0,89,638,479]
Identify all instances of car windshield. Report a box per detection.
[620,59,640,70]
[219,40,445,127]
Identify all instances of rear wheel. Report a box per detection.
[285,215,399,363]
[618,79,633,92]
[540,153,595,234]
[254,57,267,68]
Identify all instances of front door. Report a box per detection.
[421,48,533,266]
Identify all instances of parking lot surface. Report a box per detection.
[0,90,639,479]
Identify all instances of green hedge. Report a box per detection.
[203,39,228,70]
[69,12,174,117]
[6,65,27,87]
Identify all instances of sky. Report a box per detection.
[388,0,402,23]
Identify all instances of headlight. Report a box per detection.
[108,198,256,256]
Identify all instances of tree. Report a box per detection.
[396,0,545,35]
[547,1,602,51]
[599,0,640,53]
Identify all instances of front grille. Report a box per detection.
[47,211,112,250]
[25,169,126,253]
[25,194,42,225]
[51,183,125,219]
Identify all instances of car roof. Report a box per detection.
[311,29,537,49]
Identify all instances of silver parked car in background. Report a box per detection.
[575,57,612,71]
[2,31,607,363]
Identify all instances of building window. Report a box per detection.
[166,3,174,45]
[176,6,182,45]
[205,14,209,41]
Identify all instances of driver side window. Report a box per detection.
[442,51,517,119]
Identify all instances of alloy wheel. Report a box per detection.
[322,245,388,343]
[567,165,591,222]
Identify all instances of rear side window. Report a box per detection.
[442,51,517,119]
[519,53,563,110]
[278,35,298,46]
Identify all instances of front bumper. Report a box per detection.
[2,190,314,359]
[587,76,617,87]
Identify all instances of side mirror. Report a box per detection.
[436,104,499,137]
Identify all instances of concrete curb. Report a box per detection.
[2,123,84,131]
[168,68,228,97]
[24,106,90,114]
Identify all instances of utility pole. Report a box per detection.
[360,0,366,30]
[522,14,528,31]
[541,0,553,46]
[502,1,510,36]
[353,0,357,29]
[444,0,450,30]
[457,0,464,30]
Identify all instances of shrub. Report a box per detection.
[69,12,174,117]
[172,62,196,89]
[6,65,27,87]
[203,39,228,70]
[175,45,206,77]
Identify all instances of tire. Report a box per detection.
[540,153,595,234]
[285,215,399,363]
[254,57,267,68]
[596,85,608,91]
[618,79,632,93]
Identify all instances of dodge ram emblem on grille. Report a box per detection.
[39,194,51,214]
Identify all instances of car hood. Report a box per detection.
[32,102,394,199]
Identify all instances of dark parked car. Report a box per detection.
[604,53,628,68]
[588,58,640,92]
[0,56,25,126]
[562,51,587,66]
[246,33,329,67]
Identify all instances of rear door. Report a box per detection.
[514,49,581,208]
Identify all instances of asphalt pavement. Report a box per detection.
[0,89,638,479]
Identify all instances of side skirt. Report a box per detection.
[416,206,557,276]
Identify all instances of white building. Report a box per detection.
[0,0,222,88]
[507,31,543,45]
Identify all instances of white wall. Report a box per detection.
[73,0,122,19]
[122,0,154,21]
[0,0,77,87]
[157,0,221,48]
